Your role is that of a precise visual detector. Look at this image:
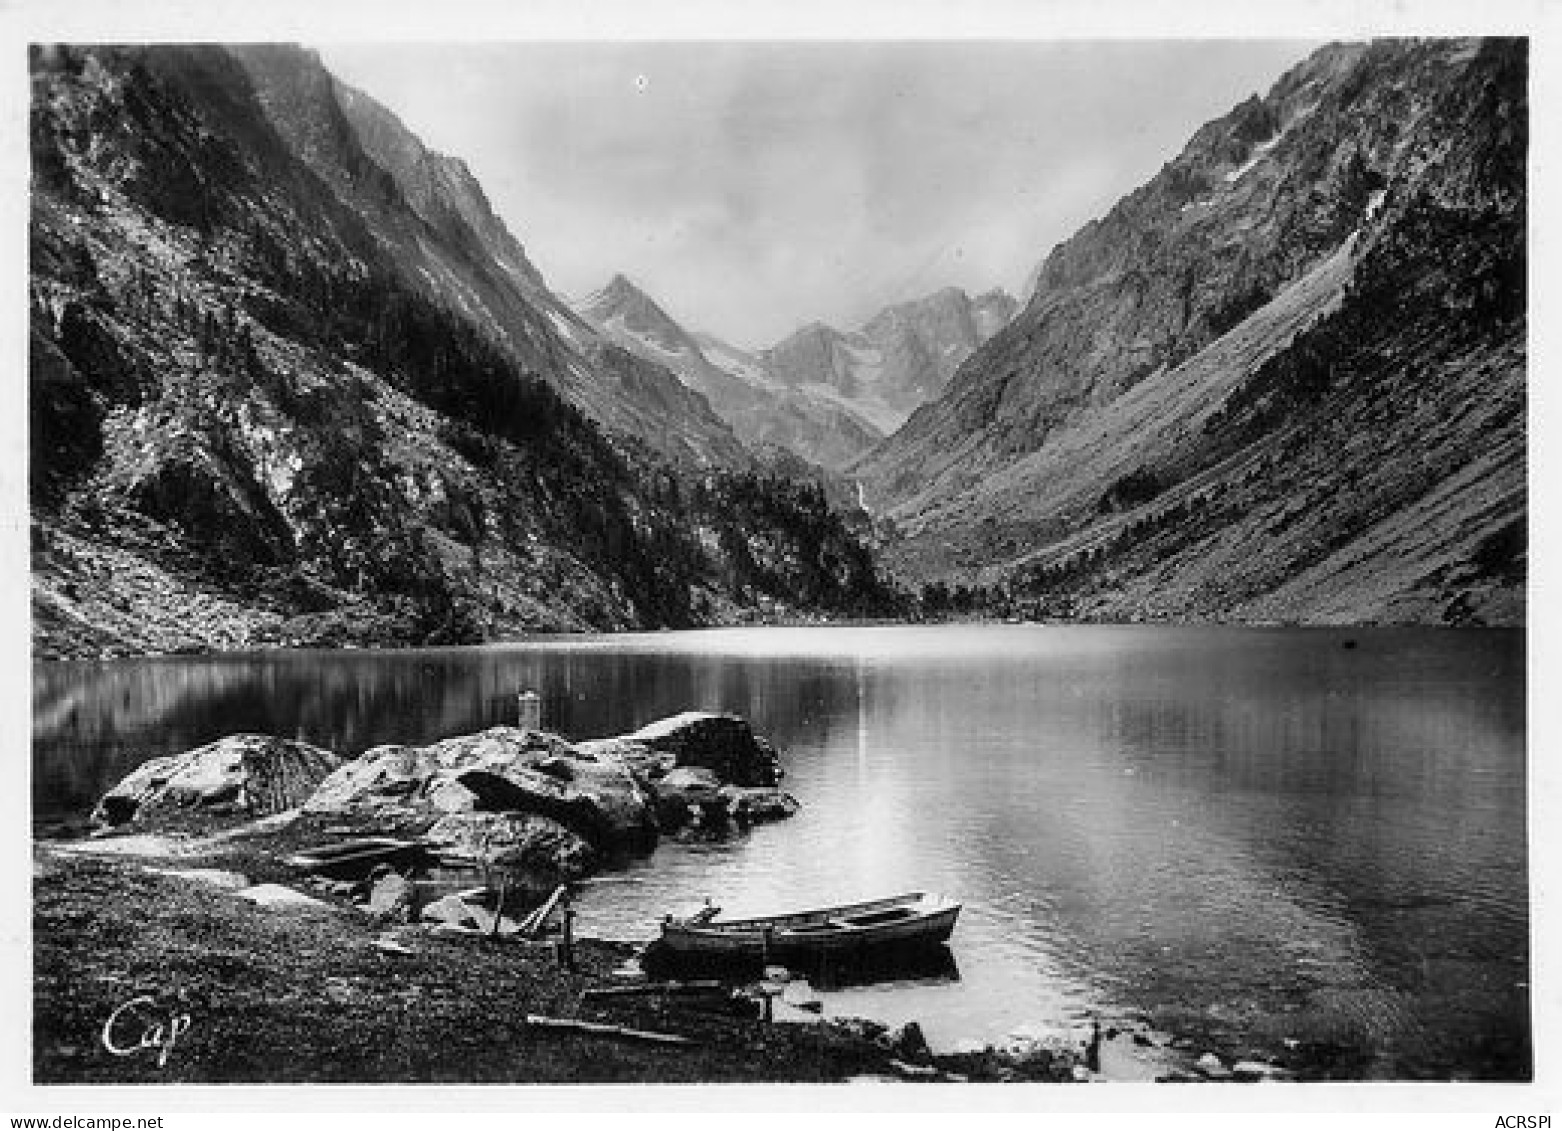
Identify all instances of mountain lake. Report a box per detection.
[32,624,1528,1080]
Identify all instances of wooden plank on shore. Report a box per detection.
[524,1014,696,1046]
[519,884,567,937]
[581,980,725,1000]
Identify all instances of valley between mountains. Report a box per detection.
[29,38,1526,658]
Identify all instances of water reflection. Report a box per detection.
[33,626,1526,1077]
[645,937,961,991]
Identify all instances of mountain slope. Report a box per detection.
[225,45,749,471]
[856,37,1524,626]
[29,44,894,658]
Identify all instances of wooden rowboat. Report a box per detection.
[659,892,960,960]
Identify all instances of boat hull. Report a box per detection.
[659,893,961,960]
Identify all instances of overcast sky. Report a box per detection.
[321,41,1317,348]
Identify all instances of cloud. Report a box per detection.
[321,40,1316,348]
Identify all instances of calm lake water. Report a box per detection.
[32,625,1528,1079]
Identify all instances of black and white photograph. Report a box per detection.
[11,0,1551,1118]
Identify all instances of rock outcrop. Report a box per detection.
[422,811,597,881]
[91,714,801,884]
[90,734,344,830]
[302,726,658,848]
[92,712,805,881]
[626,712,783,788]
[649,766,723,827]
[643,768,801,837]
[719,786,801,824]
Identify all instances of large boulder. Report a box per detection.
[302,727,657,850]
[625,712,782,787]
[557,758,659,846]
[448,766,604,831]
[296,717,787,849]
[574,737,671,783]
[649,771,801,838]
[453,761,658,848]
[649,766,722,833]
[423,812,596,884]
[300,743,440,821]
[300,728,564,820]
[91,735,344,831]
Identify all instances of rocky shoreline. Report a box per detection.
[36,711,1323,1085]
[35,841,1095,1084]
[86,712,801,876]
[35,711,1085,1084]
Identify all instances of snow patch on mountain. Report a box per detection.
[1224,133,1281,183]
[697,335,784,393]
[797,382,905,435]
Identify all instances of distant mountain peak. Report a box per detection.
[578,273,700,361]
[755,285,1017,420]
[602,271,640,296]
[583,272,665,317]
[769,320,842,351]
[575,275,890,471]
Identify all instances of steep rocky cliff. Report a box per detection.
[856,38,1525,625]
[29,44,894,658]
[229,46,749,471]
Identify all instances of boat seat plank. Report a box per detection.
[841,907,917,926]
